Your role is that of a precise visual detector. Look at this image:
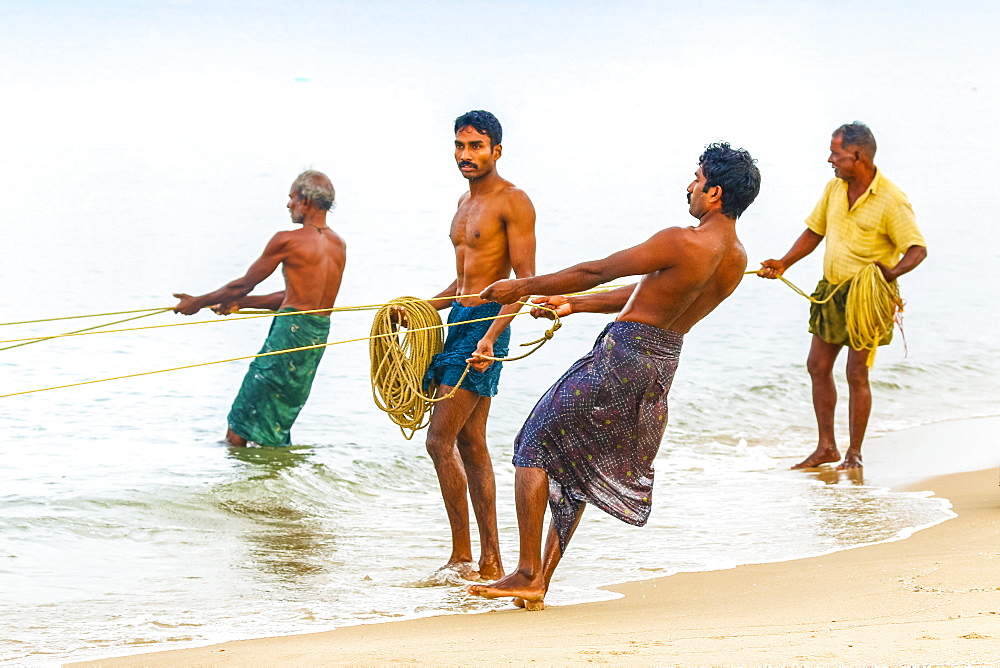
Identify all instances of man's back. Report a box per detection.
[278,227,347,312]
[618,221,747,333]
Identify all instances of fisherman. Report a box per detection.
[758,122,927,470]
[173,170,346,447]
[395,110,536,581]
[469,143,760,609]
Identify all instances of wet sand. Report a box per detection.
[70,417,1000,666]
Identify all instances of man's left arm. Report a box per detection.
[211,291,286,315]
[876,245,927,282]
[529,284,637,320]
[469,190,537,371]
[876,198,927,282]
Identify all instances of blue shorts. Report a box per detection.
[423,301,511,397]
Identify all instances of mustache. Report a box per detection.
[458,161,476,168]
[686,192,691,203]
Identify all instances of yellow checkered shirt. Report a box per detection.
[805,170,926,284]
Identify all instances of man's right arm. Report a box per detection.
[757,228,824,279]
[482,227,694,305]
[390,280,456,326]
[427,280,459,310]
[174,234,288,315]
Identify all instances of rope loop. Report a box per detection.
[845,264,901,366]
[368,297,445,440]
[369,298,562,437]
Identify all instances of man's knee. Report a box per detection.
[806,338,840,377]
[425,432,455,461]
[845,357,871,389]
[807,354,835,378]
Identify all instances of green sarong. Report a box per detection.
[808,278,892,348]
[227,310,330,446]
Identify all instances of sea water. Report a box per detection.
[1,1,999,664]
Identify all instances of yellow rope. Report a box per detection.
[0,301,459,348]
[0,307,172,327]
[369,297,561,439]
[0,340,330,400]
[744,271,847,304]
[0,308,340,346]
[369,297,446,439]
[0,285,627,328]
[0,309,172,351]
[749,265,901,366]
[845,264,901,366]
[0,287,609,400]
[0,305,556,401]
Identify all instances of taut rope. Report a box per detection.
[749,264,902,366]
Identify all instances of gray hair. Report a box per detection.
[292,170,336,210]
[833,122,877,160]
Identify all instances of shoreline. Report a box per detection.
[69,417,1000,666]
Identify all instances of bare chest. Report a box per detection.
[450,199,505,250]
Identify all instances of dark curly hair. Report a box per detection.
[699,142,761,219]
[454,110,502,148]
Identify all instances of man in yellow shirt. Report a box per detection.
[758,122,927,469]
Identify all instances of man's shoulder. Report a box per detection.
[495,181,535,225]
[650,224,702,249]
[647,223,741,274]
[495,179,532,203]
[872,170,910,202]
[277,227,346,251]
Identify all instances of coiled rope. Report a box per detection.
[369,296,561,439]
[369,297,446,438]
[844,264,902,365]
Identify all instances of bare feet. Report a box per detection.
[468,571,546,610]
[836,449,863,470]
[791,445,840,469]
[477,560,504,582]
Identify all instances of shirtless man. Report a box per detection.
[469,143,760,608]
[403,110,536,581]
[174,170,346,447]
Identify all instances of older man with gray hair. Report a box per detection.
[758,123,927,470]
[174,170,347,447]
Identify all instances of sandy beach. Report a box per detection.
[69,416,1000,666]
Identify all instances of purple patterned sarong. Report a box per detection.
[512,320,683,551]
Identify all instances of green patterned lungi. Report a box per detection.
[227,310,330,446]
[808,278,892,348]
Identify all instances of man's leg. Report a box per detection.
[455,396,503,580]
[468,466,550,609]
[509,502,586,609]
[840,347,872,469]
[425,384,486,575]
[793,335,844,469]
